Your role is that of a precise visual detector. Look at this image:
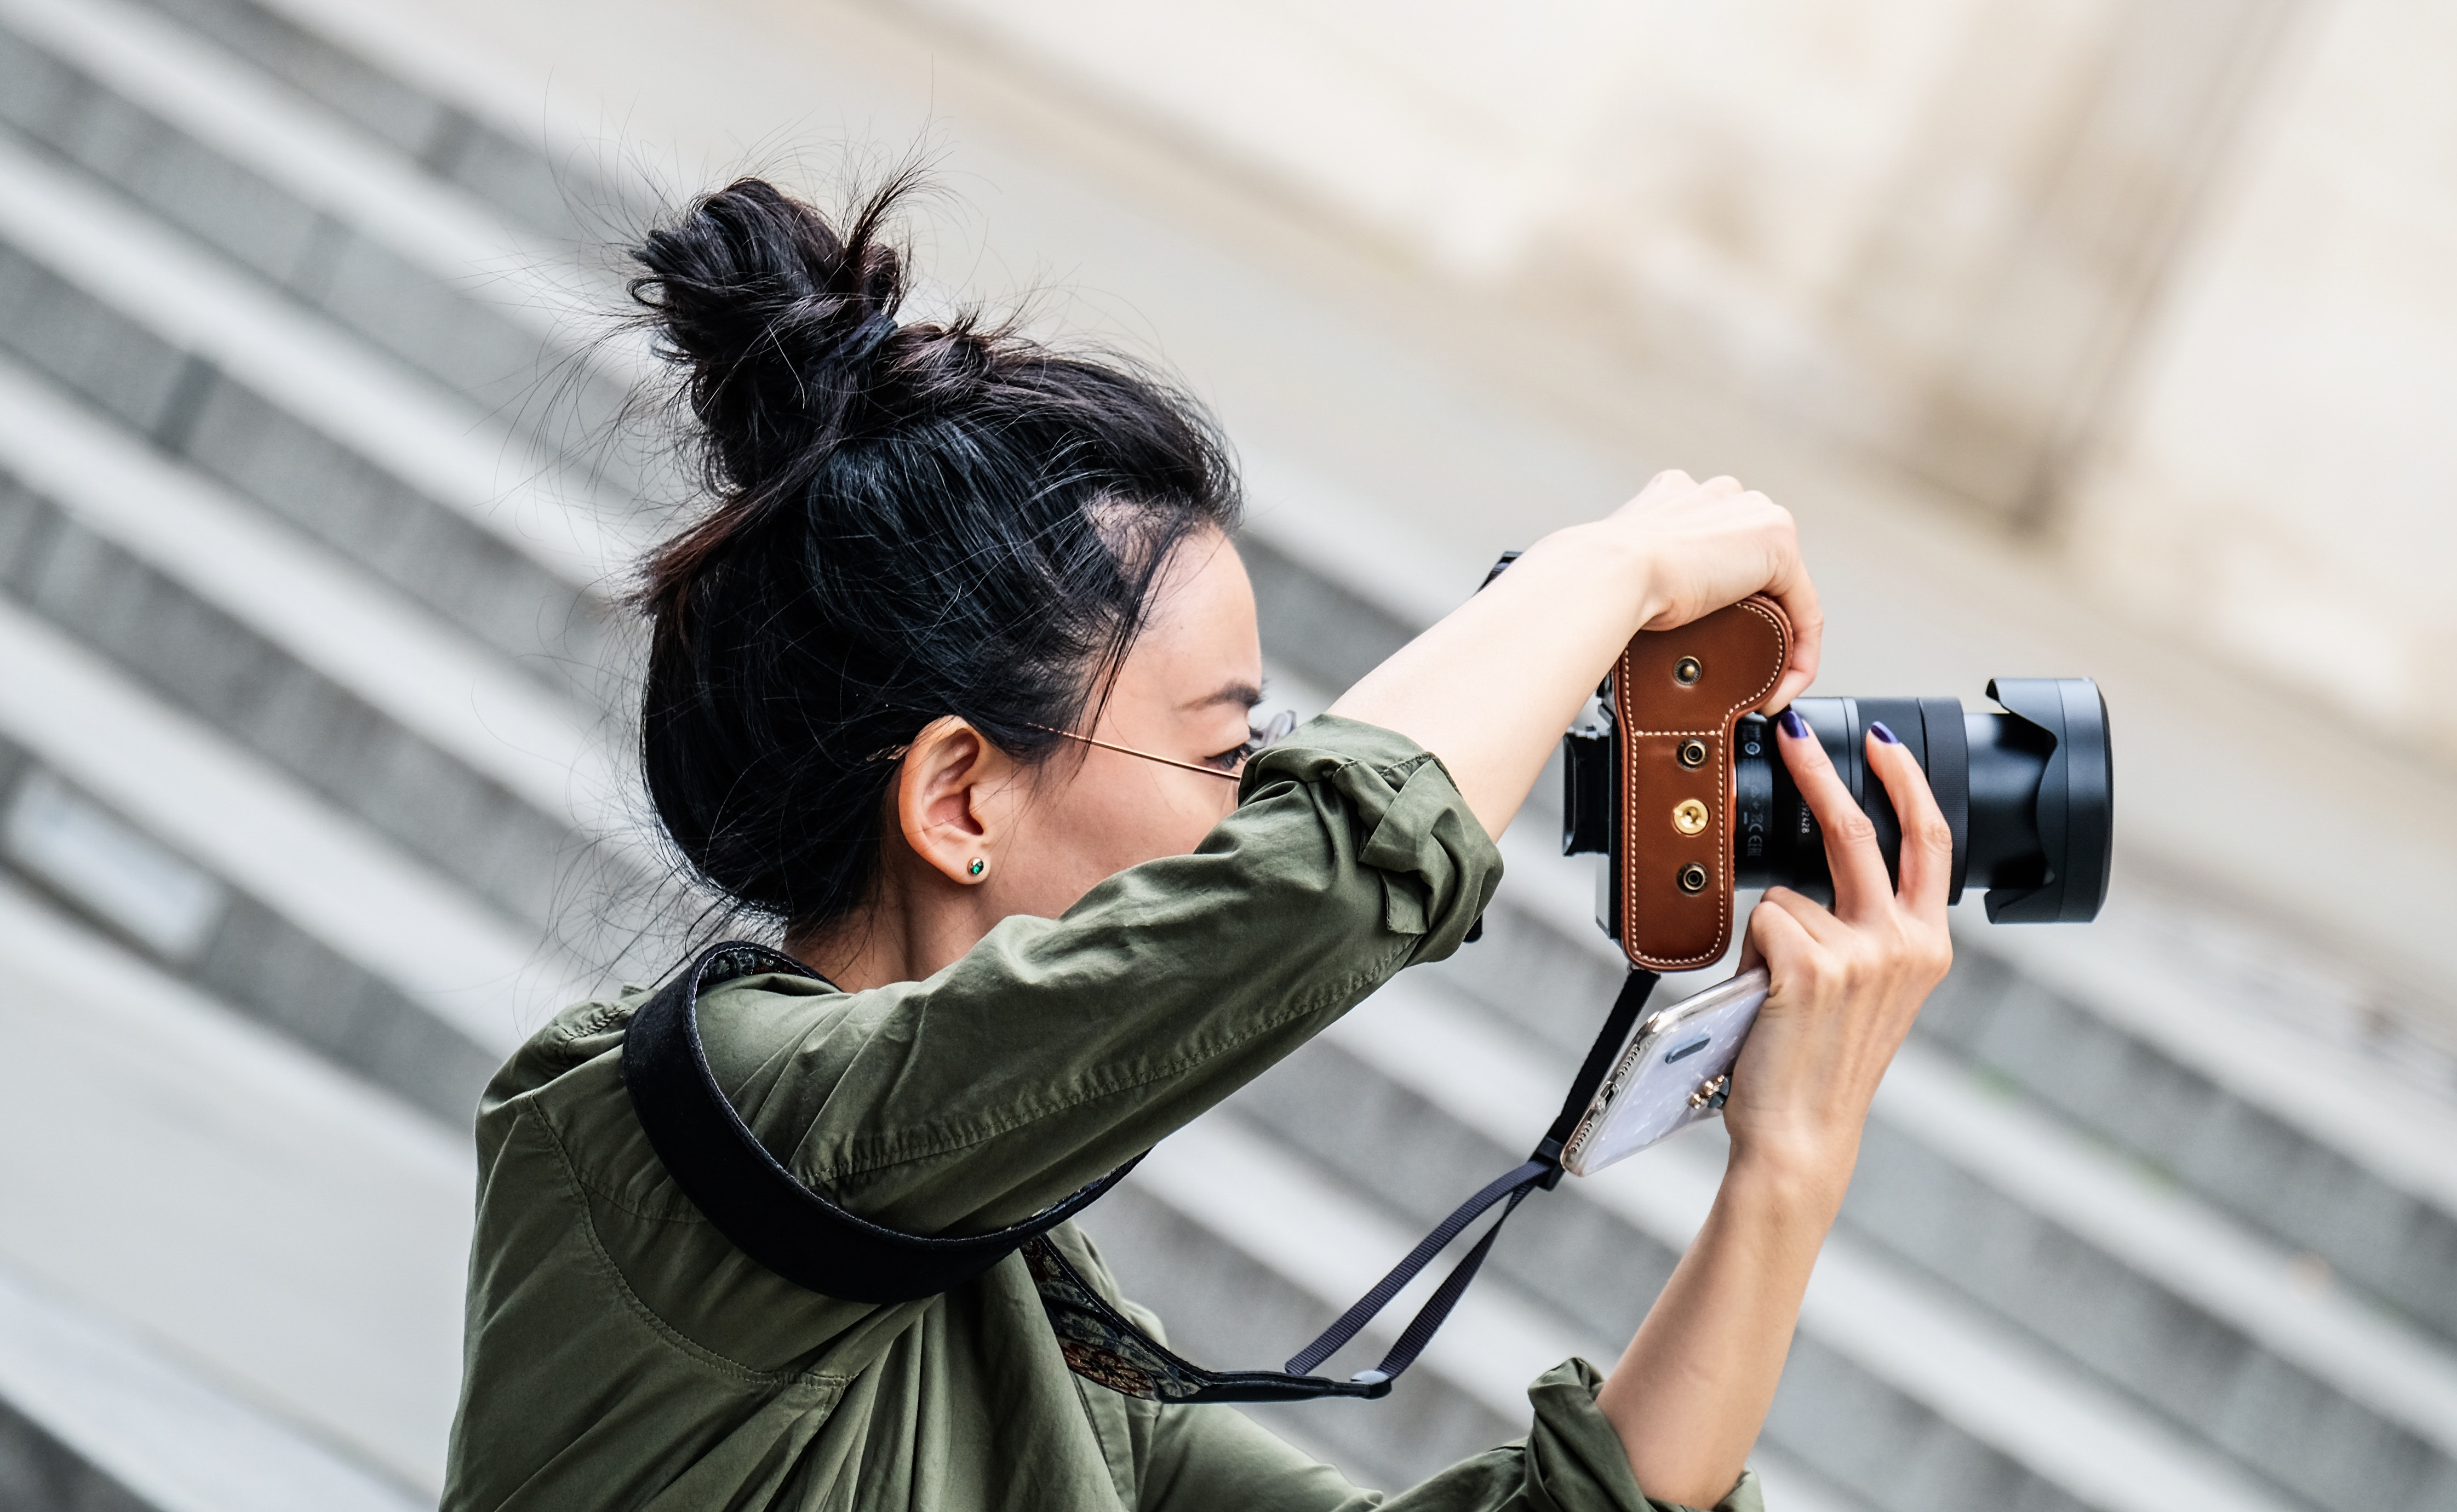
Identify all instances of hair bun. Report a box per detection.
[629,169,1242,936]
[631,176,908,499]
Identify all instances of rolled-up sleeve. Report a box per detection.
[1138,1359,1761,1512]
[699,715,1503,1238]
[1467,1360,1762,1512]
[1291,737,1493,954]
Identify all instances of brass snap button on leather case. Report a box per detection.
[1616,595,1791,970]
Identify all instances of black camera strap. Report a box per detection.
[623,941,1658,1404]
[623,942,1141,1302]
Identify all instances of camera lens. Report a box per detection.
[1728,679,2111,921]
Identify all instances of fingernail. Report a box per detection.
[1870,720,1900,745]
[1778,708,1808,740]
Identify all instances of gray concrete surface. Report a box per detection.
[0,874,466,1497]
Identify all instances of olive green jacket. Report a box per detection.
[442,718,1761,1512]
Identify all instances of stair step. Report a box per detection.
[0,356,650,935]
[1935,918,2457,1357]
[0,1267,423,1512]
[128,0,646,248]
[1285,969,2310,1512]
[1859,1038,2457,1511]
[0,597,579,1067]
[0,874,469,1500]
[0,0,650,485]
[0,123,631,698]
[0,742,497,1121]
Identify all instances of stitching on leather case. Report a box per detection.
[1619,598,1786,971]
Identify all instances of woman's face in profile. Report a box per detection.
[992,530,1265,920]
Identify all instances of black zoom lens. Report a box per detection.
[1732,680,2111,921]
[1563,678,2112,924]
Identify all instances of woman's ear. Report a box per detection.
[895,717,1018,886]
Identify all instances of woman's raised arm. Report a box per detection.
[1328,470,1820,839]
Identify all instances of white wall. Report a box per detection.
[2069,0,2457,747]
[903,0,2457,759]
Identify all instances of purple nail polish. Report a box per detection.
[1870,720,1900,745]
[1779,708,1808,740]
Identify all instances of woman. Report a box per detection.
[442,176,1953,1512]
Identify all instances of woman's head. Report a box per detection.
[629,174,1256,961]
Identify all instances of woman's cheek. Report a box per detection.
[1202,784,1240,840]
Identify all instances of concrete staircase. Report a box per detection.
[0,1,2452,1508]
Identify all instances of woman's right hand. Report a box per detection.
[1331,467,1819,838]
[1600,469,1823,711]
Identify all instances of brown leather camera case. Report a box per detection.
[1613,595,1792,972]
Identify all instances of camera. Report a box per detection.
[1481,551,2112,964]
[1562,679,2113,926]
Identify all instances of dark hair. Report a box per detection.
[627,174,1240,936]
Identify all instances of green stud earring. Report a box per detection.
[967,857,987,878]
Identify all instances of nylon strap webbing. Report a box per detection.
[1280,965,1659,1384]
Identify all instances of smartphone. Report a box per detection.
[1559,968,1771,1177]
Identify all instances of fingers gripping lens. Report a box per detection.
[1728,685,2110,918]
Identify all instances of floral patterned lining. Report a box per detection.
[1021,1237,1195,1401]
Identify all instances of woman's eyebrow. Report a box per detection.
[1185,680,1264,712]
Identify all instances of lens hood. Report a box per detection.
[1977,678,2113,923]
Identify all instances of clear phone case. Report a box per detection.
[1560,968,1771,1177]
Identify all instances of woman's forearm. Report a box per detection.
[1595,1147,1852,1507]
[1328,522,1663,838]
[1594,716,1956,1506]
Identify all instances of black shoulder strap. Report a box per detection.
[1274,965,1658,1383]
[622,940,1656,1404]
[621,941,1138,1305]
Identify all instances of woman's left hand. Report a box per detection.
[1726,711,1955,1183]
[1601,710,1954,1506]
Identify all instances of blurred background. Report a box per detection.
[1,1,2453,1508]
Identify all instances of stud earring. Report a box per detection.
[966,857,987,879]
